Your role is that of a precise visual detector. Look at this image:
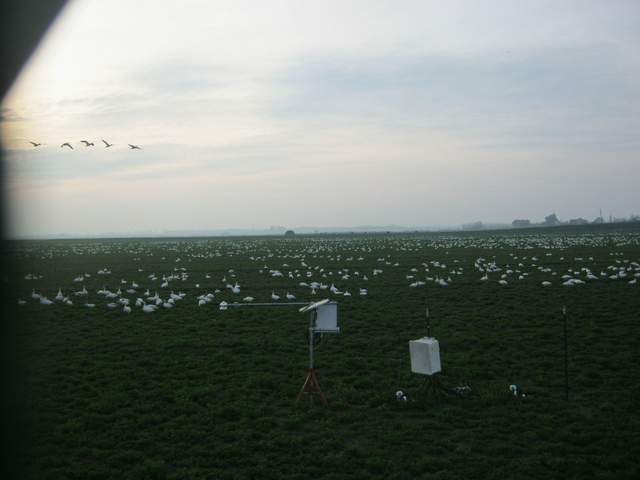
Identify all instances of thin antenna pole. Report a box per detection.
[562,305,569,401]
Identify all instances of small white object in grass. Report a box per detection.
[219,301,228,310]
[509,384,518,396]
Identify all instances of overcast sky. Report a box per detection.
[2,0,639,236]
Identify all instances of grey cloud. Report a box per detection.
[0,106,25,122]
[271,44,640,151]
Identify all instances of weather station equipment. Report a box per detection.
[225,299,340,406]
[409,306,457,398]
[409,336,441,376]
[297,299,339,405]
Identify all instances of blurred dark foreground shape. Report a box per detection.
[1,1,67,478]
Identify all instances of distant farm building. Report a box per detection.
[284,230,295,237]
[512,219,531,228]
[569,218,589,225]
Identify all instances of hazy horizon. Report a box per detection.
[2,0,639,237]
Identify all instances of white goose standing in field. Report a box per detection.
[271,291,280,301]
[142,302,156,313]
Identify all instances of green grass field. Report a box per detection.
[8,224,640,479]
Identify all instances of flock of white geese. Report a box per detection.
[18,246,639,314]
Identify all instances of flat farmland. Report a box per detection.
[8,224,640,479]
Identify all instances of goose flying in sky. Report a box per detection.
[80,140,95,146]
[128,144,141,150]
[29,141,42,147]
[102,139,113,147]
[60,142,73,149]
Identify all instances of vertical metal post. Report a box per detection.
[562,305,569,401]
[426,306,431,337]
[309,309,316,369]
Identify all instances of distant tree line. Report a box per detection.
[511,213,640,228]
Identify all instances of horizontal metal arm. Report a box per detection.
[225,302,311,308]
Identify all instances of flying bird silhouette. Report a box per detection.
[128,144,141,150]
[102,139,113,147]
[60,143,73,149]
[80,140,95,147]
[29,141,42,147]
